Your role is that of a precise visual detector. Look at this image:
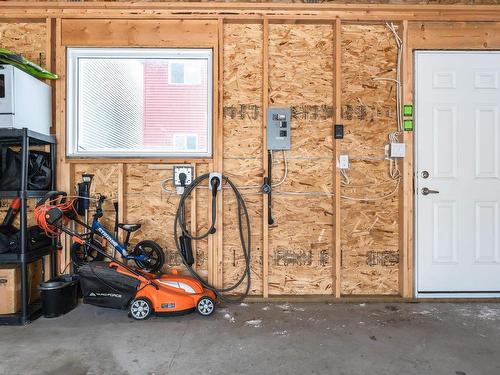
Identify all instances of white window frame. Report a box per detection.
[67,47,213,158]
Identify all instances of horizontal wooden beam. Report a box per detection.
[62,19,217,47]
[1,2,500,22]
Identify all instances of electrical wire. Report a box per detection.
[271,150,288,188]
[274,191,335,197]
[385,21,403,133]
[174,173,251,303]
[340,168,351,186]
[340,178,401,201]
[368,22,404,186]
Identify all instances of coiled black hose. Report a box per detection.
[174,173,251,302]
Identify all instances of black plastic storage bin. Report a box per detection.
[39,275,79,318]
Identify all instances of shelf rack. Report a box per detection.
[0,128,56,325]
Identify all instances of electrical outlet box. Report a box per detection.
[390,143,406,158]
[173,165,194,187]
[267,108,291,150]
[209,172,222,190]
[339,154,349,169]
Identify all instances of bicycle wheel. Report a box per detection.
[133,240,165,273]
[71,239,105,267]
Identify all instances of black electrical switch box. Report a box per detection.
[279,130,287,137]
[279,121,287,128]
[334,124,344,139]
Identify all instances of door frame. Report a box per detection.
[413,50,500,298]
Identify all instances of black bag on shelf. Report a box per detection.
[0,224,52,254]
[0,147,52,191]
[0,225,18,253]
[78,262,140,310]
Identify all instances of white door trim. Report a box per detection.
[414,50,500,299]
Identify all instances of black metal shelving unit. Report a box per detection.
[0,128,56,325]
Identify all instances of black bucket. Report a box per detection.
[39,274,79,318]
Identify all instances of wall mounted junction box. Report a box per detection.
[390,143,406,158]
[173,165,194,187]
[266,108,291,150]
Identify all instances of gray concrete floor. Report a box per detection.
[0,302,499,375]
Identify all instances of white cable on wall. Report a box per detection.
[340,178,400,202]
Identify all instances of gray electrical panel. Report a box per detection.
[266,107,291,150]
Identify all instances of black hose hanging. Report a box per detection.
[174,173,251,302]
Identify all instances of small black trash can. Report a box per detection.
[39,274,79,318]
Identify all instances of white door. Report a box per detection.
[416,51,500,296]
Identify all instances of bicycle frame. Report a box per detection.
[90,218,149,262]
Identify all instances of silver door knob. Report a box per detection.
[421,187,439,195]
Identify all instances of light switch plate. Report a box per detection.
[173,165,194,187]
[339,154,349,169]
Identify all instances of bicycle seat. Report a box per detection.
[118,223,141,232]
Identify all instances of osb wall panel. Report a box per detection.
[74,164,119,230]
[72,162,210,276]
[125,164,181,273]
[340,24,400,295]
[0,22,46,66]
[222,23,263,295]
[268,24,334,295]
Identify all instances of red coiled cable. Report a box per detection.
[34,197,76,237]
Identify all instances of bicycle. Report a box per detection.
[71,195,165,273]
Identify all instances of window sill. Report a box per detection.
[66,157,213,164]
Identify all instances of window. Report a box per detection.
[173,134,198,151]
[67,48,212,157]
[169,61,202,85]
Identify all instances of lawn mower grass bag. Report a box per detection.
[78,262,140,310]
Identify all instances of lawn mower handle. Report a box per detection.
[36,190,67,207]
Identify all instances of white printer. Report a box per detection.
[0,64,52,135]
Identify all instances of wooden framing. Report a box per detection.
[333,19,342,298]
[3,2,500,299]
[215,18,224,288]
[262,18,270,299]
[400,20,411,298]
[2,2,500,22]
[61,19,217,47]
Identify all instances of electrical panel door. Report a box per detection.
[266,108,291,150]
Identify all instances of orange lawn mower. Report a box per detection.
[35,191,217,319]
